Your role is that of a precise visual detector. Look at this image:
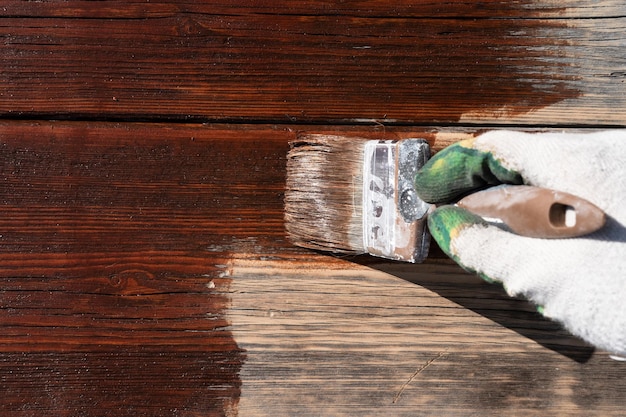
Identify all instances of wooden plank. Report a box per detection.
[0,121,624,416]
[2,1,625,19]
[1,2,625,125]
[231,261,624,416]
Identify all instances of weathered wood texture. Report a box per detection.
[1,1,625,125]
[0,1,625,416]
[232,261,624,416]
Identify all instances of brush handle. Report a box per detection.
[456,185,606,238]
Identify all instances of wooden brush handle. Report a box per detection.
[457,185,606,238]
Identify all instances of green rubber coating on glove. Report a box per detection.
[428,205,496,282]
[415,140,523,203]
[427,205,486,261]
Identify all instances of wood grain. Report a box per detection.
[0,122,262,416]
[1,1,626,415]
[0,121,624,416]
[1,1,625,125]
[3,1,625,19]
[231,260,624,416]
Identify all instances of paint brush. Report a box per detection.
[285,135,432,262]
[284,134,606,263]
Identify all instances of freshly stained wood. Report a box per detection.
[1,2,625,125]
[3,1,626,18]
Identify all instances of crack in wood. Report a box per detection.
[392,349,449,404]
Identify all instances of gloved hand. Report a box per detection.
[415,130,626,356]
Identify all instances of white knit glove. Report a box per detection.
[415,130,626,356]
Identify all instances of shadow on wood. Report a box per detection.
[361,258,596,363]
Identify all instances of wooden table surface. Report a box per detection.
[1,1,625,416]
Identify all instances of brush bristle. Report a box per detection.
[284,134,366,254]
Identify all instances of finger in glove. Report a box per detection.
[415,139,522,203]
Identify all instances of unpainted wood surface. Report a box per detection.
[1,1,625,416]
[232,260,624,416]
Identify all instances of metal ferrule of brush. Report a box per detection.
[362,139,433,263]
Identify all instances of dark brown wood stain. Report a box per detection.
[0,267,246,416]
[0,122,276,415]
[0,2,585,123]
